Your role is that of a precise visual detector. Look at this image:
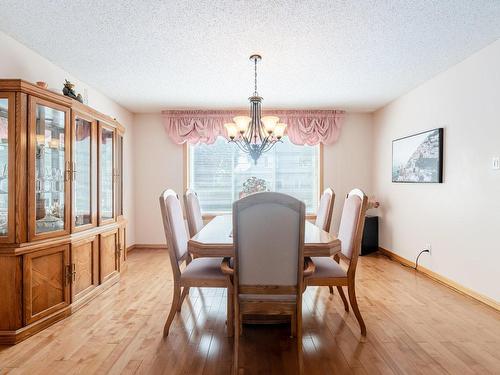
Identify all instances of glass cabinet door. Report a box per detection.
[115,134,123,217]
[30,98,70,239]
[0,93,13,241]
[72,114,96,231]
[99,125,114,223]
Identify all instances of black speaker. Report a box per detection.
[361,216,378,256]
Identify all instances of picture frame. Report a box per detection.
[392,128,443,183]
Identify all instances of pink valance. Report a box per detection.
[163,109,345,146]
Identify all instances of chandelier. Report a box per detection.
[224,54,287,164]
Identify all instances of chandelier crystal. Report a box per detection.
[224,54,286,164]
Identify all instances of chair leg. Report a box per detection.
[178,286,189,312]
[347,281,366,336]
[227,285,234,337]
[233,304,240,375]
[296,304,303,374]
[337,286,349,312]
[164,284,181,337]
[233,323,239,375]
[328,286,334,294]
[290,312,296,338]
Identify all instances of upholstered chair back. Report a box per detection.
[159,189,189,279]
[233,192,305,287]
[184,189,204,237]
[315,188,335,231]
[337,189,368,273]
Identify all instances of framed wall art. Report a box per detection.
[392,128,443,183]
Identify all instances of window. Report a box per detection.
[188,137,320,213]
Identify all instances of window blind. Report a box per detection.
[189,137,319,213]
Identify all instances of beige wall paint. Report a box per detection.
[133,113,183,244]
[372,39,500,301]
[324,113,374,234]
[133,112,374,244]
[0,31,136,245]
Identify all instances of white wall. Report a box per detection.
[133,113,183,244]
[133,112,374,244]
[325,113,373,234]
[372,39,500,302]
[0,31,136,245]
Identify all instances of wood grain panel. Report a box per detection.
[73,243,92,294]
[119,225,126,264]
[72,236,98,301]
[0,256,22,329]
[23,245,70,324]
[31,252,65,315]
[15,92,28,244]
[0,79,72,107]
[99,229,118,283]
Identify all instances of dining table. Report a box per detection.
[188,214,341,326]
[188,214,341,258]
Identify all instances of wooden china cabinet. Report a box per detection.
[0,80,127,344]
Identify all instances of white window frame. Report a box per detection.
[184,139,323,218]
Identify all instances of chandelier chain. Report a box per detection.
[254,57,258,95]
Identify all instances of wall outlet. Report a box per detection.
[425,243,432,255]
[492,157,500,170]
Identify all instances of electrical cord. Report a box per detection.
[415,249,430,270]
[380,249,430,271]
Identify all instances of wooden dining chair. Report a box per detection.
[315,188,336,298]
[221,192,314,373]
[305,188,369,336]
[315,187,335,232]
[184,189,204,237]
[159,189,233,336]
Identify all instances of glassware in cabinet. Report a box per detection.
[30,98,71,238]
[99,125,114,223]
[0,96,12,239]
[115,134,123,217]
[72,114,96,230]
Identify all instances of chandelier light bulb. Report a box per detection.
[273,123,287,139]
[261,116,279,134]
[224,123,238,139]
[233,116,251,134]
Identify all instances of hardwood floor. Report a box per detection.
[1,248,499,374]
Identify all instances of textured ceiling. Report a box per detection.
[1,1,500,113]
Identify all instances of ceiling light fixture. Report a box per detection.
[224,55,286,164]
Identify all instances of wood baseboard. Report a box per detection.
[378,247,499,312]
[127,244,167,253]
